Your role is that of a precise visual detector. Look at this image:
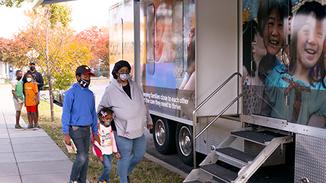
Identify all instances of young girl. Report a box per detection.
[24,73,39,128]
[93,107,120,183]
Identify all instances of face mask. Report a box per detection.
[119,73,130,81]
[26,78,32,82]
[16,76,22,81]
[101,119,112,127]
[30,66,35,71]
[78,79,90,88]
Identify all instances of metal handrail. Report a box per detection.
[193,72,242,115]
[192,72,242,168]
[195,94,243,139]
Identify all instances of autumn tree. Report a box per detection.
[0,0,25,7]
[16,4,93,122]
[76,26,109,77]
[0,38,17,64]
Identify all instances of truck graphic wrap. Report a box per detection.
[141,0,196,120]
[242,0,326,128]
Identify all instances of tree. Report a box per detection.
[34,4,91,122]
[0,0,25,7]
[0,22,42,70]
[9,4,92,122]
[0,38,15,63]
[0,3,94,122]
[76,26,109,76]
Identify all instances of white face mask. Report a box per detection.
[119,73,130,81]
[26,78,32,82]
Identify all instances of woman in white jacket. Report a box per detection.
[98,60,153,183]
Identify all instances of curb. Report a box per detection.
[144,153,188,179]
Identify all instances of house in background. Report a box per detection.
[0,61,13,83]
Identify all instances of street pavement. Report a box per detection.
[0,84,72,183]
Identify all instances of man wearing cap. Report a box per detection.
[62,65,99,183]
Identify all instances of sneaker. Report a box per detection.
[27,124,33,129]
[69,181,78,183]
[34,123,40,128]
[15,124,23,129]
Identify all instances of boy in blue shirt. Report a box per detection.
[62,65,99,183]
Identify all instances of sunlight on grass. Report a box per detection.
[22,100,183,183]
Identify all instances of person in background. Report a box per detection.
[93,107,120,183]
[61,65,100,183]
[98,60,153,183]
[11,70,24,129]
[24,73,39,128]
[23,62,44,91]
[23,62,44,125]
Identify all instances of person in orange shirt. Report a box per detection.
[24,73,39,128]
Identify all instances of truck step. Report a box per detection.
[216,147,255,168]
[183,181,214,183]
[201,164,238,183]
[231,130,285,145]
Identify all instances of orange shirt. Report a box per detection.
[24,82,38,106]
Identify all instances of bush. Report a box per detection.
[53,72,74,90]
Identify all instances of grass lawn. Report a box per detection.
[22,100,183,183]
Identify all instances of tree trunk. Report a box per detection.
[45,7,54,123]
[47,74,55,123]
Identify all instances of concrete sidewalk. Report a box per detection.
[0,84,72,183]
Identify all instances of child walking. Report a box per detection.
[24,73,39,128]
[93,107,120,183]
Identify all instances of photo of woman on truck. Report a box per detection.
[262,1,326,126]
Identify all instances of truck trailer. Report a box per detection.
[108,0,326,182]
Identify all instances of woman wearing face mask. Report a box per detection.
[98,60,153,183]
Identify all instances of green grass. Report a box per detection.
[22,100,183,183]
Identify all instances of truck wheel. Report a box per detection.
[176,124,193,165]
[153,118,175,154]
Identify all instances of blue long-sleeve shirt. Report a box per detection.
[61,83,98,135]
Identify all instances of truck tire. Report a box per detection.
[176,124,193,166]
[153,118,176,154]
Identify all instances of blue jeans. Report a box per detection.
[99,154,113,182]
[69,126,90,183]
[116,134,146,183]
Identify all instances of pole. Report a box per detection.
[45,7,55,123]
[134,0,141,84]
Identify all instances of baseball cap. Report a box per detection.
[75,65,95,76]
